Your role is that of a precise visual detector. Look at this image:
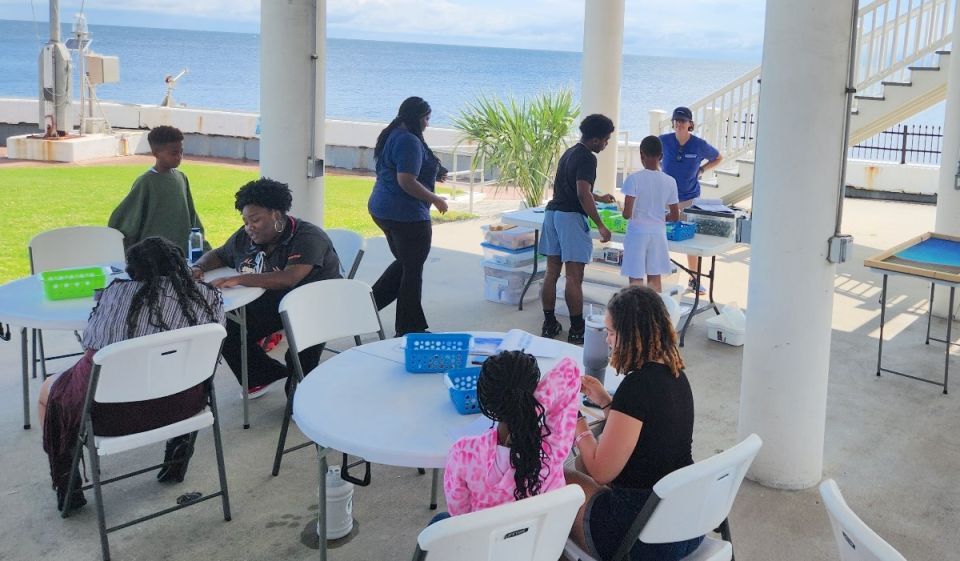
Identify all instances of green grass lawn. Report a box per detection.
[0,162,472,284]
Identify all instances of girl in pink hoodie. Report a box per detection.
[442,351,581,516]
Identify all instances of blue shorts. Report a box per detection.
[540,210,592,264]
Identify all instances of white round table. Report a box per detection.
[291,331,617,560]
[0,268,263,429]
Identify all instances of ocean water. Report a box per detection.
[0,18,758,135]
[0,18,942,134]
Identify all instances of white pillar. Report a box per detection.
[737,0,855,489]
[260,0,326,225]
[932,6,960,317]
[581,0,624,194]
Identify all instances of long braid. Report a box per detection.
[477,351,550,501]
[374,96,441,170]
[124,237,221,338]
[608,286,685,377]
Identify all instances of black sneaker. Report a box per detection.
[541,318,563,339]
[567,326,585,345]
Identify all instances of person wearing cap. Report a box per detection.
[540,114,617,345]
[659,106,723,295]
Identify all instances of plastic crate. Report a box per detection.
[445,367,482,414]
[41,266,107,300]
[588,209,628,234]
[405,333,471,373]
[665,221,697,241]
[684,208,736,237]
[481,243,543,268]
[481,225,536,250]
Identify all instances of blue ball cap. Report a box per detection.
[672,106,693,122]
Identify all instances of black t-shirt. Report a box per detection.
[546,143,597,215]
[214,216,342,289]
[609,362,695,489]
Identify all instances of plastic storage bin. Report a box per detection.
[588,209,628,234]
[445,367,482,414]
[405,333,472,373]
[481,243,544,268]
[481,225,536,250]
[41,266,107,300]
[684,208,736,237]
[705,314,745,346]
[484,275,541,305]
[665,221,697,241]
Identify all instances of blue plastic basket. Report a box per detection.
[405,333,472,373]
[666,221,697,241]
[445,367,482,414]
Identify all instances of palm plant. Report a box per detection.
[453,90,579,209]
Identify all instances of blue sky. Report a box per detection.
[1,0,765,60]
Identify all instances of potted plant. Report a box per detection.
[453,90,578,209]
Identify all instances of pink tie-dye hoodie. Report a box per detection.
[442,357,581,515]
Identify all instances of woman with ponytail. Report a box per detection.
[367,96,448,336]
[566,285,702,561]
[441,351,581,517]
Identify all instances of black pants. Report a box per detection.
[371,217,432,336]
[222,290,322,389]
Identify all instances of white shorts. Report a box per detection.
[621,233,672,279]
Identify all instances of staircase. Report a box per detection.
[654,0,956,205]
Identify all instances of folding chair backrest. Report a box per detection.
[416,484,585,561]
[91,323,226,403]
[819,479,908,561]
[325,228,365,279]
[29,226,126,274]
[279,279,383,353]
[638,433,762,544]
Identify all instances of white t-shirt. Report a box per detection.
[620,169,679,235]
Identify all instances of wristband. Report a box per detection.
[574,430,593,446]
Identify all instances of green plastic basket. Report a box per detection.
[588,209,628,234]
[41,267,107,300]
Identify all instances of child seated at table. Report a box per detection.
[440,351,581,518]
[620,135,680,293]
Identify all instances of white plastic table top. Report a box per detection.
[500,207,738,257]
[292,331,620,470]
[0,267,264,330]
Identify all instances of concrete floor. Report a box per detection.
[1,197,958,561]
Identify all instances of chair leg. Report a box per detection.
[429,468,439,510]
[718,517,734,561]
[209,390,232,521]
[354,335,362,347]
[31,329,38,379]
[38,329,49,379]
[86,421,111,561]
[271,388,296,477]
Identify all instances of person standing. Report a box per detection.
[659,107,723,294]
[368,97,448,336]
[540,114,616,345]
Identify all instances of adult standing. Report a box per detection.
[191,178,342,397]
[659,106,723,294]
[540,114,616,345]
[368,96,448,336]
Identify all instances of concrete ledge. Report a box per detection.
[6,131,149,162]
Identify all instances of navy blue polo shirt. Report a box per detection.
[368,128,439,222]
[659,133,720,202]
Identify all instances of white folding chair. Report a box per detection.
[564,433,763,561]
[413,484,586,561]
[272,278,385,476]
[819,479,908,561]
[61,324,231,561]
[28,226,126,379]
[325,228,366,279]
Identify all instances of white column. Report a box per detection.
[260,0,326,225]
[737,0,855,489]
[932,5,960,317]
[581,0,624,194]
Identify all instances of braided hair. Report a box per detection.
[607,286,685,377]
[477,350,550,501]
[373,96,441,170]
[124,237,221,338]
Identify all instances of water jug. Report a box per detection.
[582,312,609,385]
[317,465,354,540]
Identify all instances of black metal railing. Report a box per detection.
[850,124,943,165]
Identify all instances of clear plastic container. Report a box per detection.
[481,225,536,250]
[484,275,541,305]
[481,243,544,268]
[684,208,736,237]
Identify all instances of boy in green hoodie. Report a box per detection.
[108,125,209,256]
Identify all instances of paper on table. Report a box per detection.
[692,197,733,213]
[446,415,493,440]
[498,329,561,358]
[471,337,504,356]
